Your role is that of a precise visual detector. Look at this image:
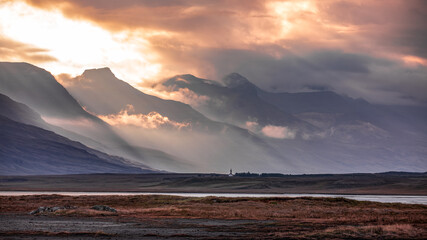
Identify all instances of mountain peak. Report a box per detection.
[177,74,197,79]
[82,67,116,80]
[222,73,259,95]
[222,73,251,88]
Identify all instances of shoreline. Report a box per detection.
[1,190,427,196]
[1,191,426,205]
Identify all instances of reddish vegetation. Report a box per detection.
[1,195,426,239]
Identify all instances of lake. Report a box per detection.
[0,191,425,205]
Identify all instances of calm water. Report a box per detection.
[0,191,426,205]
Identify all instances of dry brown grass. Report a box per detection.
[1,195,426,239]
[313,224,425,239]
[0,230,115,237]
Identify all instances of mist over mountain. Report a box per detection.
[67,68,208,124]
[0,94,153,175]
[163,73,315,135]
[62,67,291,173]
[158,73,427,172]
[1,61,425,174]
[258,89,427,136]
[0,62,188,170]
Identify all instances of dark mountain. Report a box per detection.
[257,90,365,114]
[0,94,155,175]
[258,89,427,136]
[66,68,208,124]
[159,72,427,173]
[0,92,190,172]
[0,93,156,175]
[0,93,45,127]
[0,62,90,118]
[65,68,279,146]
[65,68,283,138]
[0,62,146,163]
[163,73,315,135]
[0,115,153,175]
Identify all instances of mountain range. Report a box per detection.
[0,62,426,175]
[156,72,427,172]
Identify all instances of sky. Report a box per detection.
[0,0,426,105]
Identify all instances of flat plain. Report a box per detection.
[0,172,426,239]
[1,172,426,195]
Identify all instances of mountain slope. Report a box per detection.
[163,73,311,128]
[0,93,156,174]
[0,62,90,118]
[0,115,153,175]
[62,68,291,173]
[0,92,191,172]
[158,72,427,172]
[0,93,45,127]
[0,62,147,163]
[258,89,427,137]
[162,73,316,138]
[66,68,209,124]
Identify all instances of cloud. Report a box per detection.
[245,121,259,132]
[98,104,190,129]
[261,125,296,139]
[161,47,426,105]
[140,84,210,107]
[0,37,57,63]
[3,0,425,105]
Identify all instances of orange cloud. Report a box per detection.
[98,104,190,129]
[2,0,426,104]
[140,80,210,107]
[261,125,296,139]
[0,37,57,63]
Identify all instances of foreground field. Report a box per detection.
[0,195,426,239]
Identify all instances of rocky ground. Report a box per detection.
[0,195,426,239]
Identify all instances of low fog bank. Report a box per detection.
[112,125,295,173]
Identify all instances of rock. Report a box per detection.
[51,207,61,212]
[91,205,117,213]
[29,206,76,215]
[29,207,45,215]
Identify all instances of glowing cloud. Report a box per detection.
[1,0,426,104]
[0,1,160,85]
[141,86,210,107]
[268,0,317,37]
[245,121,259,132]
[261,125,296,139]
[98,105,190,129]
